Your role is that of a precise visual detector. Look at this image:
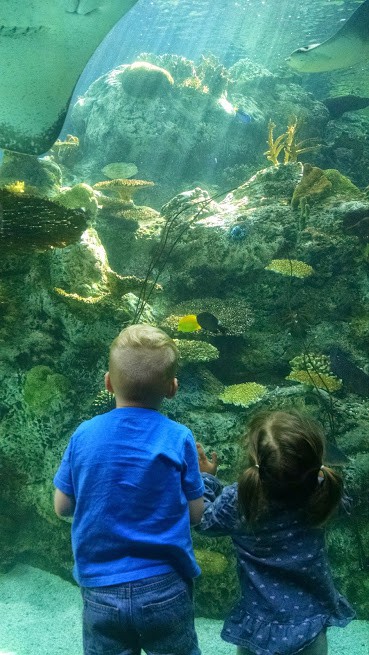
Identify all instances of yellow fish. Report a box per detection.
[178,315,201,332]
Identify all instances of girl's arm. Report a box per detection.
[196,443,240,536]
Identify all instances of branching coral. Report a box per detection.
[264,118,320,166]
[286,352,342,392]
[265,259,314,278]
[289,353,331,375]
[219,382,267,408]
[286,369,342,392]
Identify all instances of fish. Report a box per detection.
[287,0,369,73]
[196,312,228,334]
[234,108,253,124]
[329,346,369,397]
[323,95,369,119]
[0,0,138,155]
[217,94,252,124]
[177,315,201,333]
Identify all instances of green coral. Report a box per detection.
[219,382,267,408]
[265,259,314,278]
[289,353,331,375]
[291,164,362,210]
[24,365,70,416]
[174,339,219,365]
[286,369,342,392]
[54,183,98,216]
[194,548,228,575]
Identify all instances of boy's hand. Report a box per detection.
[196,442,218,475]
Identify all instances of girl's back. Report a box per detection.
[197,411,355,655]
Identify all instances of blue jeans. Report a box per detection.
[81,571,201,655]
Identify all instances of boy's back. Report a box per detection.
[54,406,203,587]
[53,325,204,655]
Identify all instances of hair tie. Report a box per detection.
[255,464,259,469]
[320,465,325,470]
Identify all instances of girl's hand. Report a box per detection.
[196,442,218,475]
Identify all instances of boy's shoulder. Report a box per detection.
[72,409,116,436]
[160,412,194,436]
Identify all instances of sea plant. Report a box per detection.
[264,118,320,166]
[264,120,287,166]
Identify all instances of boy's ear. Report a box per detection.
[165,377,178,399]
[105,371,114,393]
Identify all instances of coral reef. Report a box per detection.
[219,382,267,408]
[24,366,71,417]
[174,339,219,365]
[93,178,155,207]
[70,54,327,206]
[265,259,314,278]
[0,150,62,196]
[120,61,174,98]
[2,50,369,623]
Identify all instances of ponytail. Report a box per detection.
[306,465,343,526]
[238,465,266,524]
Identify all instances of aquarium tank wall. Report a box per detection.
[0,0,369,653]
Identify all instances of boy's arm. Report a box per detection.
[54,488,76,517]
[189,496,205,525]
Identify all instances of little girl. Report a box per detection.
[196,410,355,655]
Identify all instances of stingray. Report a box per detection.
[0,0,138,155]
[287,0,369,73]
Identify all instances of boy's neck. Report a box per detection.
[115,399,161,411]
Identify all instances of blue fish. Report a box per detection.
[234,108,253,124]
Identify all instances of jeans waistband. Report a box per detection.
[84,572,186,598]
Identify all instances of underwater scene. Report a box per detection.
[1,0,369,653]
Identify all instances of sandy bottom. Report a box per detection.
[0,565,368,655]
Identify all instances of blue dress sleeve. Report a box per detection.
[182,431,205,500]
[197,474,240,536]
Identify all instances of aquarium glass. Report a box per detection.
[0,1,368,653]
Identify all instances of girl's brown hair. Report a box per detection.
[238,410,343,526]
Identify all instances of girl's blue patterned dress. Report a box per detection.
[198,474,355,655]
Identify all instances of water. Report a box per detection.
[0,0,369,653]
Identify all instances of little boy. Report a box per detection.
[54,324,204,655]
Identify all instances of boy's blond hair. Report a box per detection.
[109,324,178,404]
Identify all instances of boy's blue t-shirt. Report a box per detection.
[53,407,204,587]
